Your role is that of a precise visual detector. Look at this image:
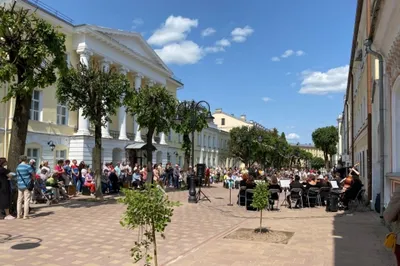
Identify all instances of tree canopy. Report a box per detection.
[229,126,294,168]
[174,101,209,171]
[125,85,177,181]
[312,126,339,170]
[57,59,131,197]
[0,3,67,170]
[310,157,325,170]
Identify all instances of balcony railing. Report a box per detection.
[25,0,74,24]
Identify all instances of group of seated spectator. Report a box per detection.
[232,165,363,212]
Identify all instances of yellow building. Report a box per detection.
[293,143,324,159]
[0,0,183,167]
[212,108,267,132]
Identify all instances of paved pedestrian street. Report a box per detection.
[0,186,395,266]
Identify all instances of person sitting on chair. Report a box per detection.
[269,176,282,210]
[342,168,363,210]
[287,175,304,208]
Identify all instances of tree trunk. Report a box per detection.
[259,209,263,232]
[146,128,154,183]
[324,153,329,170]
[7,93,32,171]
[151,219,158,266]
[183,133,190,172]
[94,122,103,200]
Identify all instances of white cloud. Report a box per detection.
[204,46,225,53]
[262,97,272,102]
[281,49,294,58]
[271,57,280,62]
[290,82,296,87]
[215,58,224,64]
[287,125,296,129]
[201,27,216,37]
[131,18,144,30]
[147,15,198,46]
[155,41,203,65]
[231,26,254,42]
[296,50,305,56]
[298,65,349,95]
[216,38,231,47]
[287,133,300,140]
[286,72,291,75]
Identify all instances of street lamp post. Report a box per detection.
[175,100,214,203]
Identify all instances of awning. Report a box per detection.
[125,142,157,151]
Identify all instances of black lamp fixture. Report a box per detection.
[47,141,56,151]
[175,100,213,203]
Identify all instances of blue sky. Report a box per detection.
[40,0,356,144]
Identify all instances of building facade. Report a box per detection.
[0,0,231,169]
[338,0,400,206]
[212,108,268,132]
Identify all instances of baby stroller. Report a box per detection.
[32,178,53,205]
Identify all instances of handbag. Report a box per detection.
[17,170,34,191]
[384,232,397,251]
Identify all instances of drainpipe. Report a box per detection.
[365,39,384,216]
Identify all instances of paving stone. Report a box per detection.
[0,186,395,265]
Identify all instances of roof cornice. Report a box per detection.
[345,0,364,103]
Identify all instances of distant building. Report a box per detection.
[212,108,268,132]
[290,143,324,159]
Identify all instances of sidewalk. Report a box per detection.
[0,186,395,266]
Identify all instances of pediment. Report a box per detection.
[88,26,171,74]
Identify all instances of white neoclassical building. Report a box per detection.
[0,0,183,168]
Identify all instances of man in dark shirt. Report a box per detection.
[287,175,304,208]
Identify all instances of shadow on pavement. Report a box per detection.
[333,211,394,265]
[0,233,42,250]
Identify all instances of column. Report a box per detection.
[215,151,219,167]
[134,73,144,142]
[199,131,204,163]
[101,59,112,139]
[150,80,156,143]
[75,49,92,135]
[205,151,209,167]
[210,153,214,167]
[118,67,129,140]
[152,132,156,144]
[159,132,167,145]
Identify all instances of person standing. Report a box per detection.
[16,155,35,219]
[0,157,15,220]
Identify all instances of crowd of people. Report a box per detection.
[0,153,364,220]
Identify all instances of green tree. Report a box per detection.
[251,182,270,233]
[174,101,208,171]
[229,126,259,167]
[311,126,339,170]
[310,156,325,170]
[119,184,180,266]
[57,59,130,198]
[125,85,177,182]
[0,3,67,170]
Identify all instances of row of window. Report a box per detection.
[30,90,227,149]
[26,148,68,167]
[30,90,68,125]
